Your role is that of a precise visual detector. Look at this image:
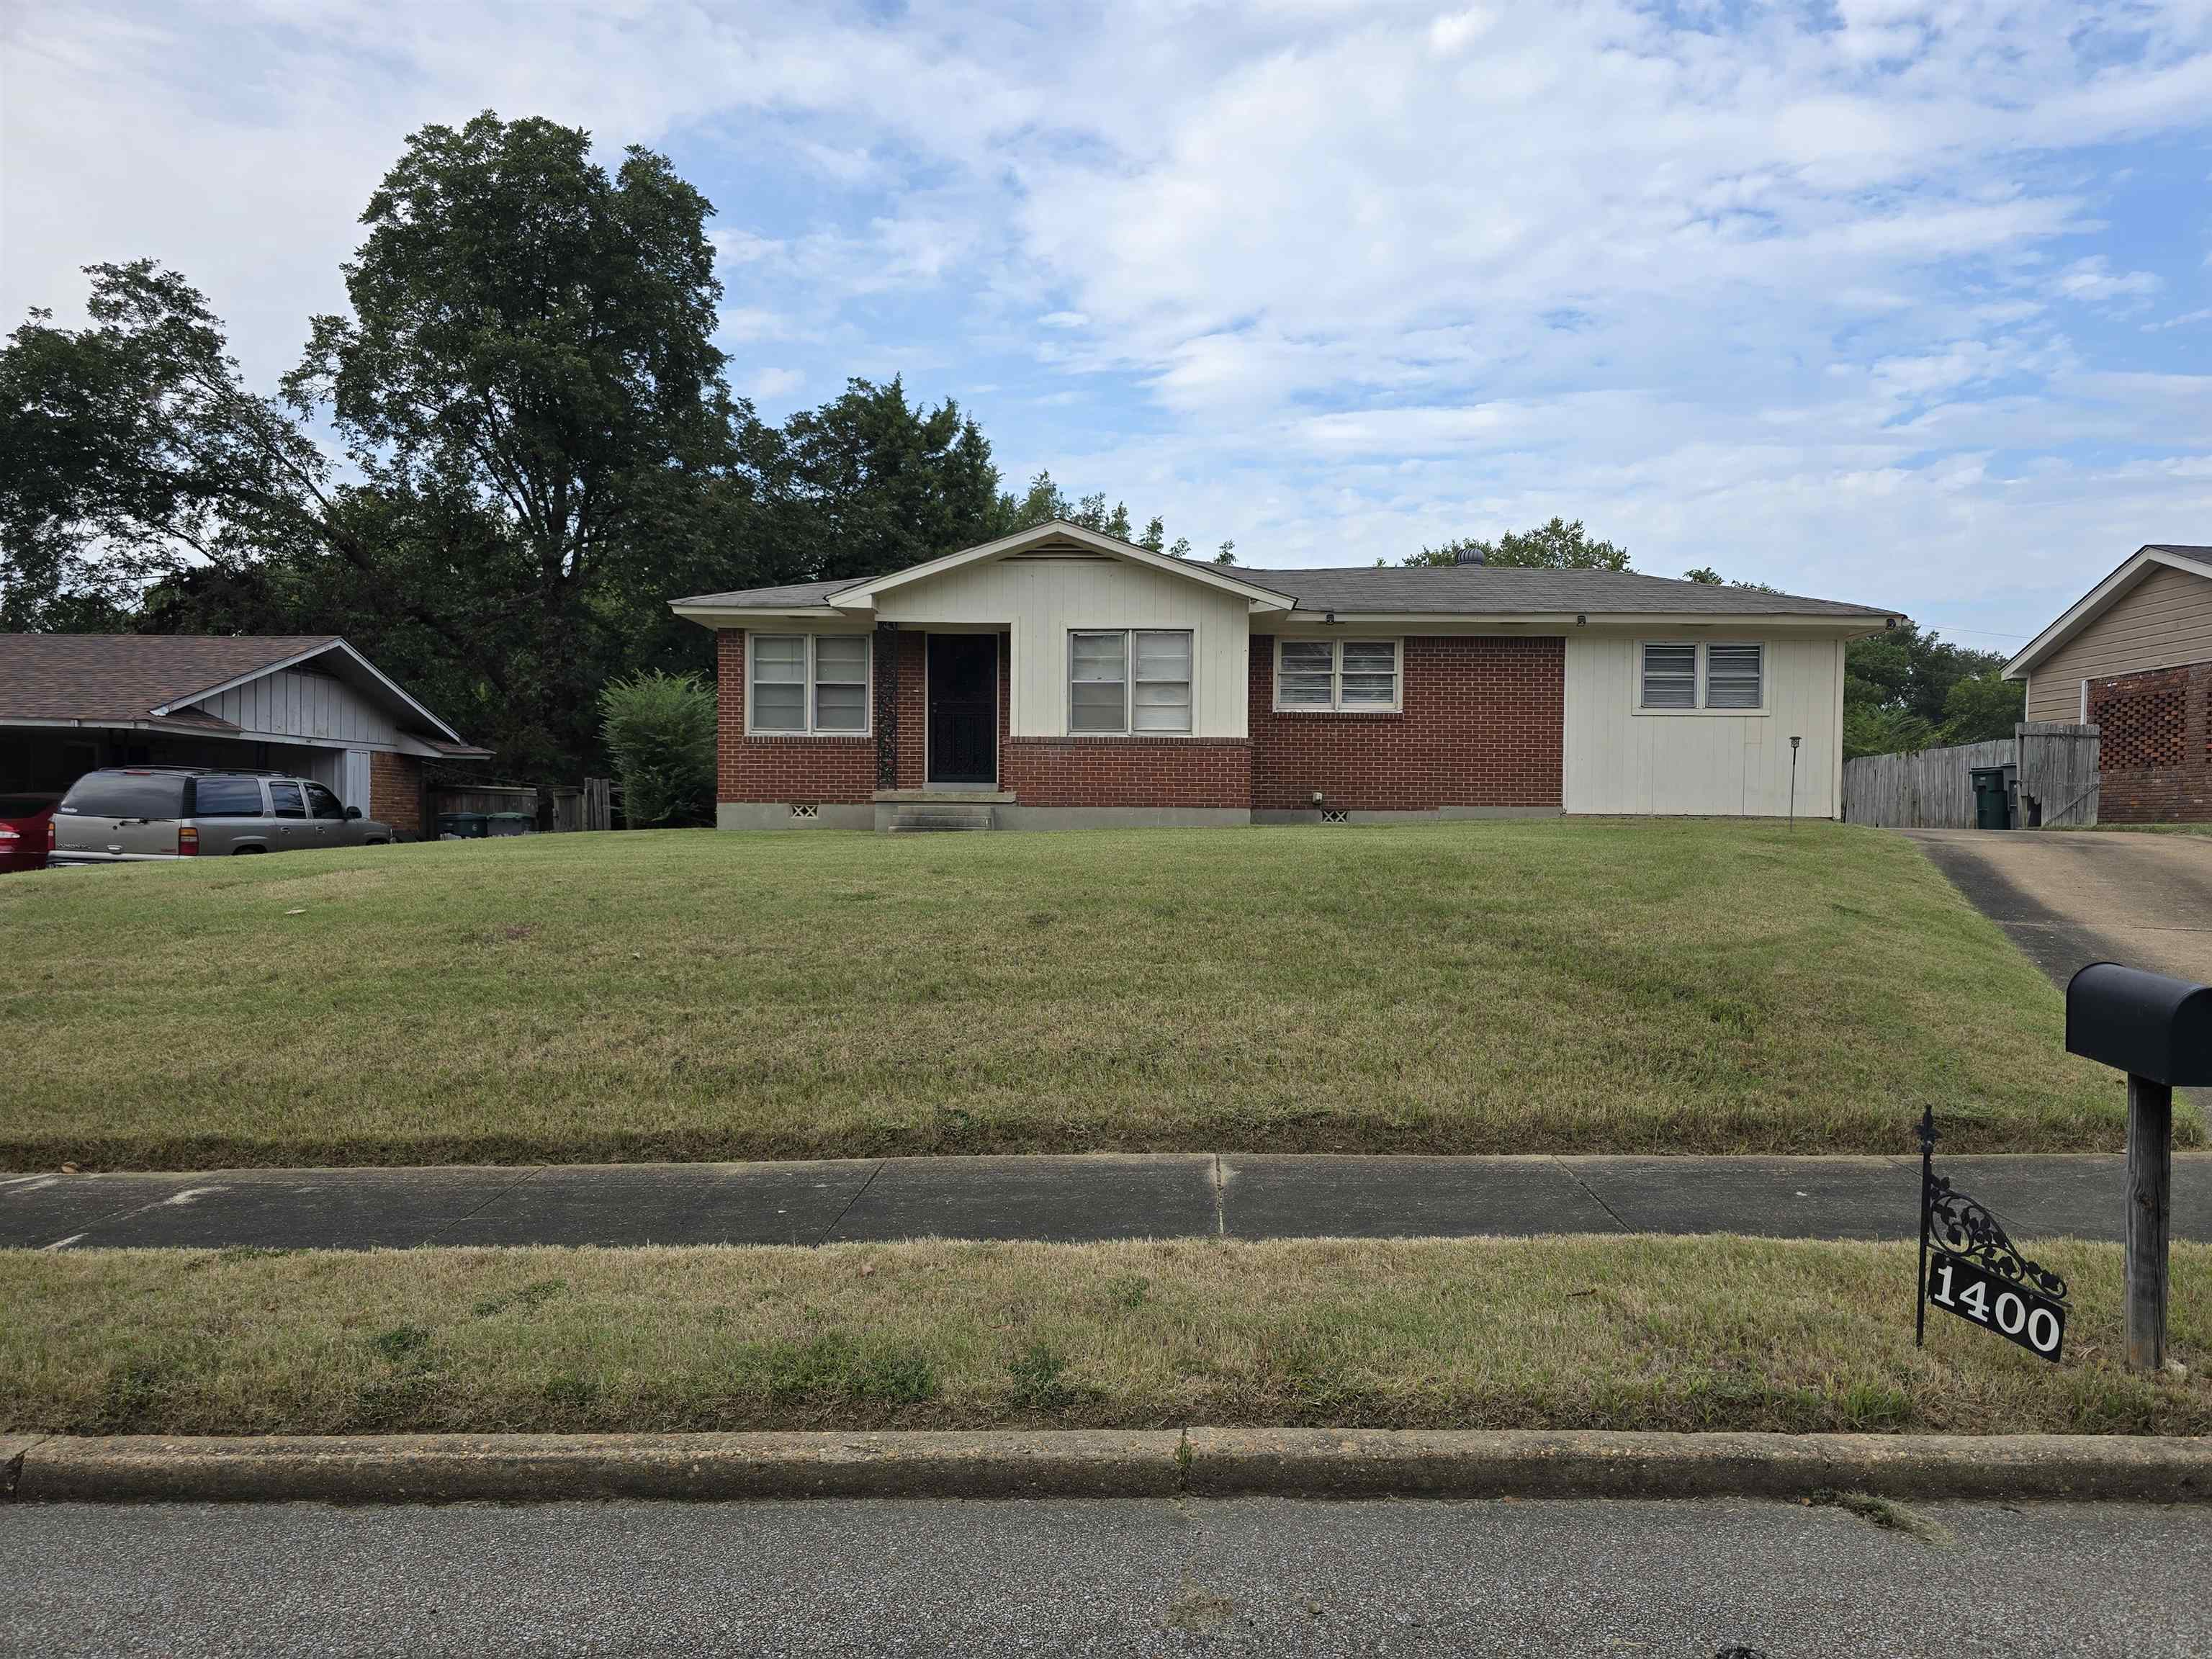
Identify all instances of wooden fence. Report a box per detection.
[2018,722,2102,827]
[1841,724,2101,828]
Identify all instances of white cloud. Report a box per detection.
[12,0,2212,639]
[744,367,804,401]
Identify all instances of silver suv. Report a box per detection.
[48,768,395,866]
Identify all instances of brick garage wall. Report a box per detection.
[369,751,424,840]
[1249,635,1564,811]
[2090,659,2212,822]
[715,629,876,805]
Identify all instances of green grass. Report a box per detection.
[0,819,2149,1168]
[4,1237,2206,1437]
[2069,823,2212,837]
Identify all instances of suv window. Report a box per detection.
[59,773,189,820]
[268,781,307,819]
[0,795,56,819]
[191,777,266,818]
[305,783,347,820]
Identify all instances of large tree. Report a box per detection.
[1405,517,1630,570]
[1,114,745,778]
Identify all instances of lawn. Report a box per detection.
[0,819,2144,1169]
[4,1237,2206,1437]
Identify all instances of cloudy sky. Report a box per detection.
[9,1,2212,645]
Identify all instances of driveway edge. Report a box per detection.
[11,1429,2212,1504]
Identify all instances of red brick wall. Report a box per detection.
[1249,635,1564,811]
[895,631,927,788]
[2090,660,2212,823]
[999,737,1252,807]
[715,629,877,805]
[369,751,424,840]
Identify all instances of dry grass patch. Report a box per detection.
[0,819,2148,1167]
[4,1236,2208,1437]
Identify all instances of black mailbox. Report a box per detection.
[2065,962,2212,1085]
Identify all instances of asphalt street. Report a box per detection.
[4,1496,2207,1657]
[6,1151,2207,1249]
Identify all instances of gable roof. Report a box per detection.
[2004,545,2212,680]
[0,634,343,722]
[674,532,1897,625]
[0,633,480,751]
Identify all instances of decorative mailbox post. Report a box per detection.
[2065,963,2212,1371]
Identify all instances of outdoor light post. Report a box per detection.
[2064,963,2212,1371]
[1787,735,1800,829]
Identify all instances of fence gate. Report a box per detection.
[2015,722,2100,827]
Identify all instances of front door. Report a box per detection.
[927,634,997,785]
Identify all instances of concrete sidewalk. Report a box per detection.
[7,1152,2208,1251]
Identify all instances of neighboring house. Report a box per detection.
[0,634,490,839]
[670,522,1897,830]
[2005,545,2212,823]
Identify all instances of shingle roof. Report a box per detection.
[0,634,342,721]
[673,578,857,609]
[1236,565,1894,617]
[674,564,1895,619]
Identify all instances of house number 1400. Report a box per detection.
[1926,1253,2065,1362]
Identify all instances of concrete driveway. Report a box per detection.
[1905,829,2212,989]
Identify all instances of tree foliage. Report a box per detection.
[1406,517,1630,571]
[1842,621,2020,757]
[598,670,716,828]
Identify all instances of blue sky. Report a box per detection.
[10,1,2212,649]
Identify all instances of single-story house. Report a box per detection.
[0,634,490,837]
[2005,544,2212,823]
[670,522,1898,831]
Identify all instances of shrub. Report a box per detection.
[598,670,716,828]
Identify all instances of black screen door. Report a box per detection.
[927,634,997,784]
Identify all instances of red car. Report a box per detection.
[0,793,60,873]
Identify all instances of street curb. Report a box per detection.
[9,1429,2212,1504]
[9,1431,1184,1504]
[1182,1429,2212,1502]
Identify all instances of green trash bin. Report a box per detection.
[436,811,490,840]
[1969,766,2012,830]
[485,811,536,837]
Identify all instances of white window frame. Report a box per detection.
[1634,639,1768,716]
[745,632,873,737]
[1066,628,1195,736]
[1271,637,1403,713]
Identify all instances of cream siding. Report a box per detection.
[2021,565,2212,722]
[186,667,404,747]
[1563,631,1846,817]
[871,552,1252,737]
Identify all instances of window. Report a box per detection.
[813,637,869,732]
[1640,643,1698,709]
[57,773,187,820]
[191,777,266,818]
[305,783,348,819]
[1273,638,1401,711]
[268,781,306,819]
[1704,644,1763,709]
[1068,629,1192,734]
[1133,630,1192,732]
[1640,642,1764,711]
[749,634,871,734]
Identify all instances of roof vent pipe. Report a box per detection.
[1455,544,1486,566]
